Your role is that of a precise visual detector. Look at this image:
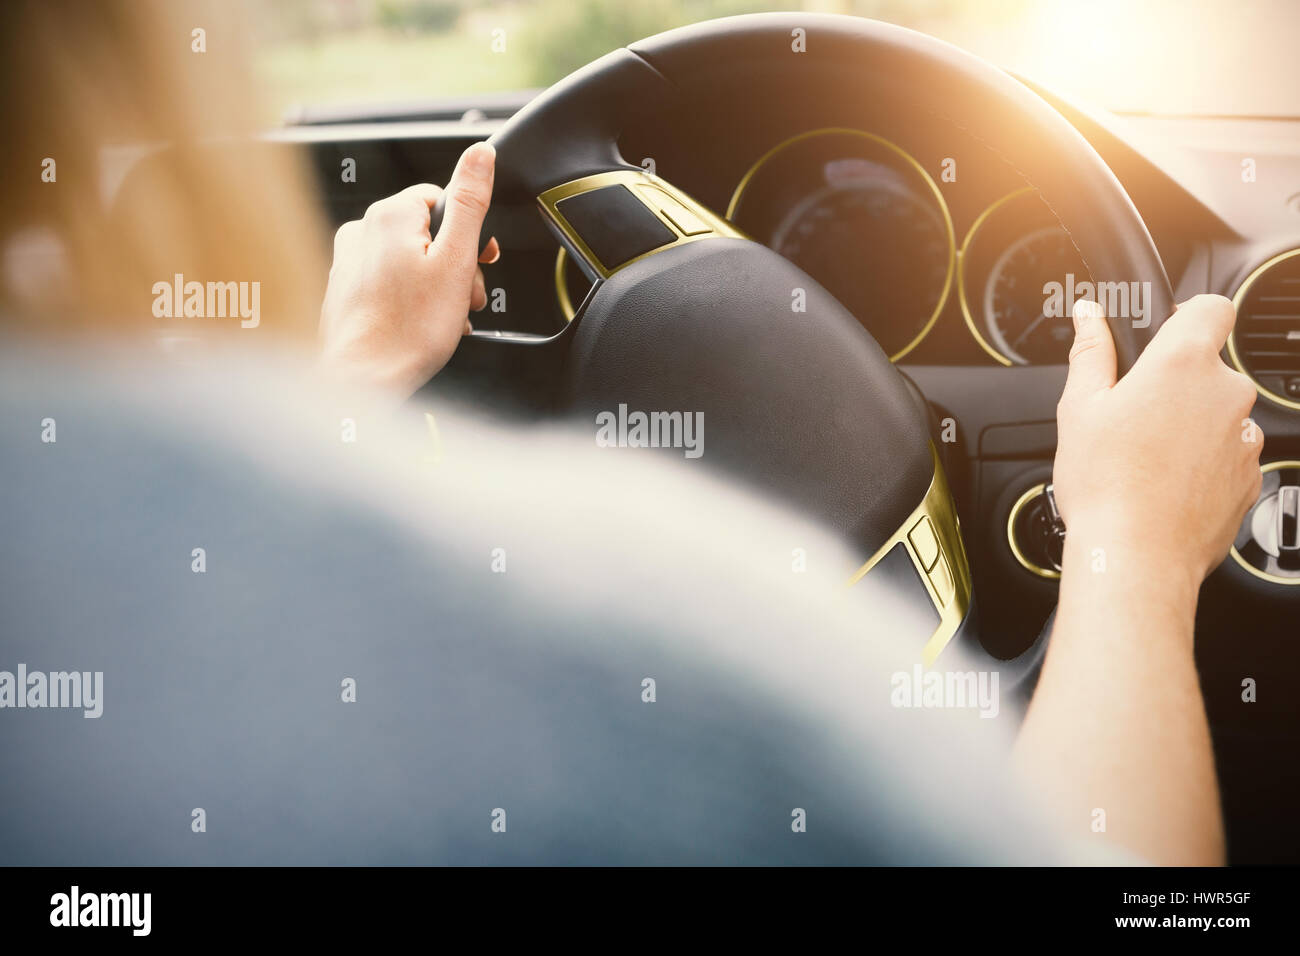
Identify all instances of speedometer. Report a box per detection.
[770,177,951,359]
[726,128,955,361]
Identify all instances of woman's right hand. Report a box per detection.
[1052,294,1263,592]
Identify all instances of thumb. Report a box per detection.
[1061,299,1117,402]
[432,142,495,273]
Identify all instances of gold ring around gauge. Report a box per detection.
[723,127,956,364]
[957,187,1036,367]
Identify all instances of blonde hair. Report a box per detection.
[1,0,328,341]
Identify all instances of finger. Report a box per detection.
[364,184,443,233]
[463,319,474,336]
[479,237,500,264]
[1061,299,1117,403]
[333,218,360,248]
[332,220,361,265]
[404,183,443,207]
[431,142,495,276]
[1150,293,1236,356]
[470,267,487,312]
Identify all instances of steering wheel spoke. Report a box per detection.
[848,446,973,667]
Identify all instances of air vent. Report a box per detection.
[1229,249,1300,411]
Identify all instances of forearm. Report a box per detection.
[1013,529,1224,865]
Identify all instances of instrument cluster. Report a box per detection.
[556,126,1083,367]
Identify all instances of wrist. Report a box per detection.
[1060,504,1201,587]
[1058,520,1202,633]
[318,340,428,400]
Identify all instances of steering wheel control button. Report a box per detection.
[926,554,955,607]
[846,447,973,667]
[1230,461,1300,584]
[636,184,712,236]
[908,516,941,571]
[554,185,676,273]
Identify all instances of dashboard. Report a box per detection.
[270,84,1299,452]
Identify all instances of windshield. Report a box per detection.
[250,0,1299,123]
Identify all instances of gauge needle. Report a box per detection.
[1011,310,1051,350]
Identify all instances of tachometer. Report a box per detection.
[984,225,1088,366]
[959,188,1091,366]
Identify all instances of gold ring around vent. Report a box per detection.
[1229,459,1300,585]
[1226,248,1300,412]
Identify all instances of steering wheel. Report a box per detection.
[432,13,1175,674]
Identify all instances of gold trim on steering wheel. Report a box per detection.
[540,169,744,283]
[848,445,973,667]
[549,170,744,323]
[555,247,577,322]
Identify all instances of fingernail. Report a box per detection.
[465,142,495,175]
[1072,298,1104,333]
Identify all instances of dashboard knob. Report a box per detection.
[1232,462,1300,583]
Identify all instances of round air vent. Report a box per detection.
[1227,248,1300,411]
